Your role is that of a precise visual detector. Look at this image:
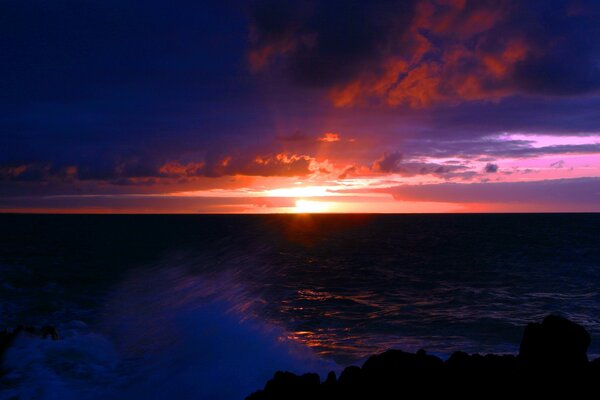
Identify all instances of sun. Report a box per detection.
[294,199,334,213]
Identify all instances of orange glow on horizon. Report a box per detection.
[294,199,336,213]
[4,144,600,214]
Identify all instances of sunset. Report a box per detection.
[2,1,600,213]
[1,1,600,399]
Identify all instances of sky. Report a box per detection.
[1,0,600,213]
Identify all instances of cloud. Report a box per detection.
[373,177,600,205]
[161,153,314,178]
[484,163,498,173]
[372,152,403,173]
[248,0,417,87]
[400,136,600,160]
[318,132,340,142]
[371,152,473,178]
[0,194,298,213]
[250,0,600,107]
[0,152,315,185]
[394,161,471,178]
[338,166,356,180]
[276,132,310,142]
[2,0,600,213]
[0,163,78,182]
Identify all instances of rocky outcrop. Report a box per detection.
[247,315,600,399]
[519,314,590,367]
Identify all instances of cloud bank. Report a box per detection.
[250,0,600,107]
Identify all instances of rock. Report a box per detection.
[320,371,337,398]
[447,350,471,367]
[591,357,600,373]
[337,365,361,386]
[246,315,598,399]
[247,371,321,400]
[361,349,443,382]
[519,315,590,368]
[324,371,336,386]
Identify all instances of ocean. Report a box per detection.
[1,214,599,399]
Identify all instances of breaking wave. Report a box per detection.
[1,260,335,400]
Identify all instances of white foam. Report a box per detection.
[1,264,335,400]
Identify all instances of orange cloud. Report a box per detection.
[248,42,295,71]
[251,0,539,108]
[330,32,530,108]
[159,153,315,178]
[159,161,205,177]
[329,81,365,108]
[0,163,78,182]
[247,17,316,71]
[0,164,30,179]
[318,132,341,142]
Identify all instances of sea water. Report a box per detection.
[1,214,599,399]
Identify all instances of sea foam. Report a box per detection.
[1,261,334,400]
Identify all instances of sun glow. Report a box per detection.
[266,186,334,197]
[294,199,335,213]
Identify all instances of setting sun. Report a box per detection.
[294,199,335,213]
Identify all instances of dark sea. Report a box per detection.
[1,214,599,399]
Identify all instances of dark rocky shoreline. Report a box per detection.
[2,316,599,398]
[247,315,600,399]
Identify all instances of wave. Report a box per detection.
[1,261,335,400]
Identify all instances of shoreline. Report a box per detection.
[247,315,600,399]
[2,315,599,398]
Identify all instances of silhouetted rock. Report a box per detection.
[246,315,598,399]
[591,357,600,373]
[247,372,321,400]
[320,371,337,398]
[324,371,336,386]
[337,366,361,387]
[519,315,590,368]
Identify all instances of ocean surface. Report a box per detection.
[1,214,599,399]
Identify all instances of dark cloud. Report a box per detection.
[161,153,313,178]
[0,0,258,168]
[484,163,498,173]
[402,137,600,159]
[0,163,78,182]
[371,152,473,178]
[250,0,600,106]
[339,177,600,207]
[276,132,311,142]
[511,0,600,95]
[372,152,403,173]
[0,151,314,185]
[249,0,417,87]
[1,0,600,211]
[392,162,471,178]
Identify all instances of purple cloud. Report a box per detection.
[370,178,600,206]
